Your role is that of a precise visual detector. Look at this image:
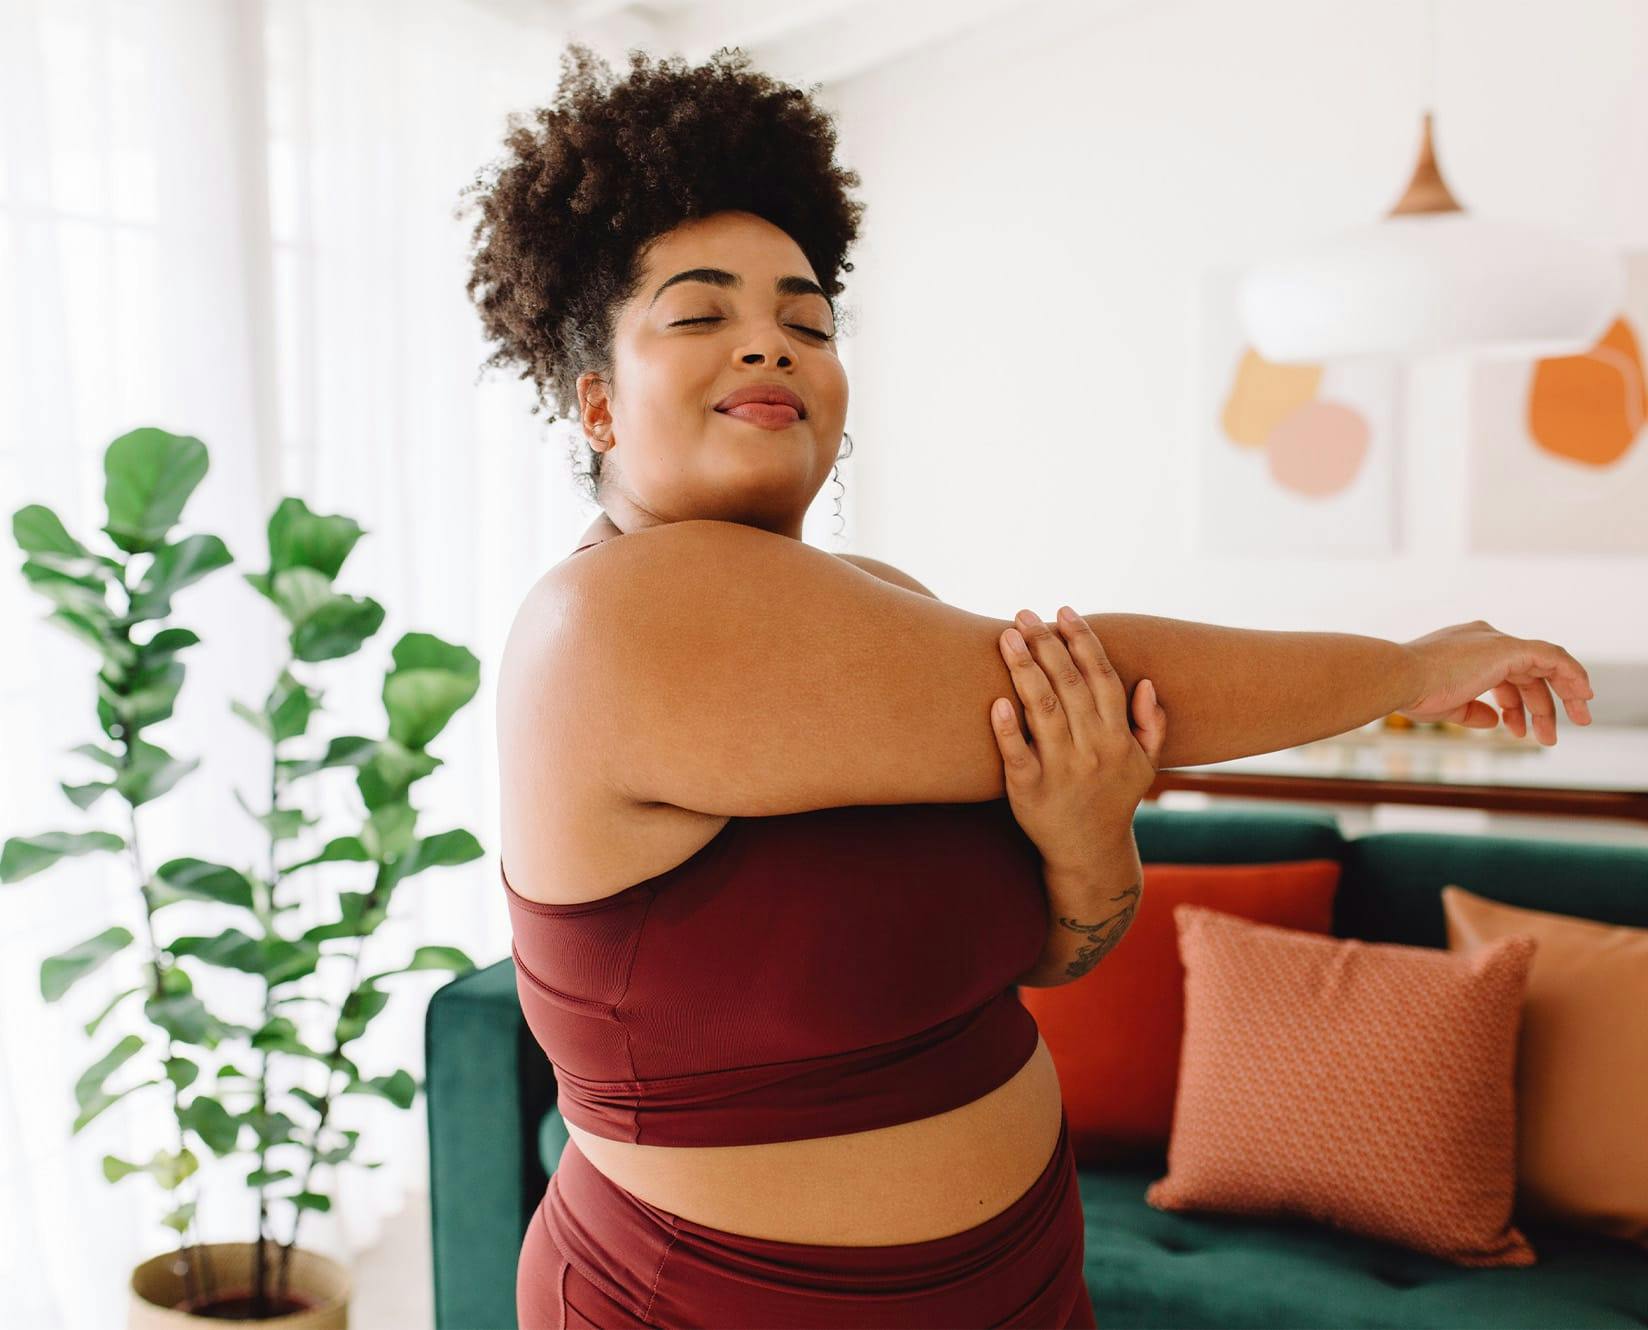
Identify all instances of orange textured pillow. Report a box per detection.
[1020,860,1339,1168]
[1145,904,1540,1267]
[1443,885,1648,1253]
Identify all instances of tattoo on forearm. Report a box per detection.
[1057,879,1141,980]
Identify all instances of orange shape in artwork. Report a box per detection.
[1220,347,1323,447]
[1527,315,1645,467]
[1266,399,1370,497]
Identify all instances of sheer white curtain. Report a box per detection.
[0,1,585,1324]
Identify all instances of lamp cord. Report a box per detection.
[1422,0,1438,117]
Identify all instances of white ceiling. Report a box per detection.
[466,0,1049,87]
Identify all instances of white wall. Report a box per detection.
[821,0,1648,669]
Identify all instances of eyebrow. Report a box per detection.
[648,267,828,308]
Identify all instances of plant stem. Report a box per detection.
[121,644,208,1310]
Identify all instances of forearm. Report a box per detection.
[1014,831,1143,989]
[1076,613,1424,769]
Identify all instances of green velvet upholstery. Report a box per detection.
[427,804,1648,1328]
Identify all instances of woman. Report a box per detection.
[463,44,1595,1329]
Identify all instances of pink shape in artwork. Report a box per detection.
[1265,400,1370,497]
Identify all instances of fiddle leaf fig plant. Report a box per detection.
[4,426,483,1317]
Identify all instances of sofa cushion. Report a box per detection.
[1144,905,1539,1267]
[1335,831,1648,950]
[1443,885,1648,1253]
[1020,858,1339,1167]
[1081,1163,1648,1329]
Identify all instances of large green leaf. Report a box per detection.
[167,928,319,986]
[160,1200,197,1234]
[341,1068,417,1110]
[138,627,200,662]
[112,737,198,808]
[380,829,483,894]
[179,1095,241,1156]
[126,533,232,621]
[365,945,475,983]
[20,558,115,623]
[361,801,415,861]
[280,834,370,876]
[383,633,480,749]
[45,606,123,660]
[163,1055,199,1091]
[72,1034,146,1131]
[265,497,364,581]
[314,1129,361,1167]
[265,669,321,744]
[276,734,376,785]
[60,779,115,811]
[356,738,440,809]
[241,1108,298,1149]
[231,788,315,843]
[103,1148,198,1190]
[298,890,385,942]
[0,829,126,883]
[100,654,185,733]
[335,981,390,1045]
[101,428,208,555]
[40,925,134,1001]
[12,503,120,580]
[248,1016,335,1067]
[145,990,219,1047]
[84,984,142,1037]
[150,858,255,911]
[292,591,384,663]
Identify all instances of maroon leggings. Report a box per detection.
[517,1109,1097,1329]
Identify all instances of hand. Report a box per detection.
[990,606,1168,875]
[1399,619,1595,745]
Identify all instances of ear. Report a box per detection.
[577,370,613,445]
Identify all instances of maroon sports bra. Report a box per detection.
[501,536,1049,1147]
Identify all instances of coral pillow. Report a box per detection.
[1144,904,1540,1267]
[1443,885,1648,1253]
[1019,860,1339,1168]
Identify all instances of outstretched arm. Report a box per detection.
[1058,612,1423,770]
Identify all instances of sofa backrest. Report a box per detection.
[1134,802,1648,947]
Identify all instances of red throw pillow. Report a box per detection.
[1019,860,1339,1168]
[1145,905,1539,1267]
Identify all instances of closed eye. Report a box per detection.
[670,316,834,342]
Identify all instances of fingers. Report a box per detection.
[1131,678,1168,768]
[1538,640,1595,724]
[1487,681,1522,736]
[1001,610,1103,754]
[1516,676,1558,745]
[989,695,1040,783]
[1053,606,1129,724]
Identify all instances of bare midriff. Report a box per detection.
[562,1033,1066,1246]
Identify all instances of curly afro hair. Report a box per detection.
[456,43,866,511]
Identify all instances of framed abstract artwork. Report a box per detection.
[1467,252,1648,555]
[1194,266,1402,556]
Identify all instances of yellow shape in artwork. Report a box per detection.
[1527,315,1645,467]
[1220,347,1323,447]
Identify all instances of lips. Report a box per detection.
[713,384,806,417]
[718,402,801,428]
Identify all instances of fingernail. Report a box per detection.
[1015,609,1038,629]
[1058,605,1077,623]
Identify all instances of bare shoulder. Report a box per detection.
[501,516,1008,837]
[834,552,941,601]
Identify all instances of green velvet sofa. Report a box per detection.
[426,803,1648,1329]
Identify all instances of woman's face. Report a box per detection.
[576,210,849,539]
